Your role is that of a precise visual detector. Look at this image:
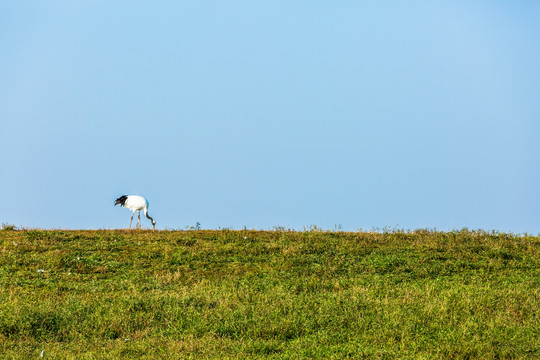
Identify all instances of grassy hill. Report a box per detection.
[0,228,538,359]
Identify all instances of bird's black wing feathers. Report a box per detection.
[114,195,128,207]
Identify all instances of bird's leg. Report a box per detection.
[129,213,134,229]
[138,212,141,229]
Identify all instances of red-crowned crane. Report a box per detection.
[114,195,156,230]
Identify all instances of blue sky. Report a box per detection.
[1,1,539,232]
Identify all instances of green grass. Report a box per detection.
[0,228,538,359]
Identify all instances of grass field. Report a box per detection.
[0,228,538,359]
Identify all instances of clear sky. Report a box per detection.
[1,1,539,232]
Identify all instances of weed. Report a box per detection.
[2,223,16,231]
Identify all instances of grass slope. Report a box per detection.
[0,229,538,359]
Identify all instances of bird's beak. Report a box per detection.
[152,224,155,231]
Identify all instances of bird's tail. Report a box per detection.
[114,195,128,207]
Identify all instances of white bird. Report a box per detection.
[114,195,156,230]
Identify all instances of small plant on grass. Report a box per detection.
[2,223,16,231]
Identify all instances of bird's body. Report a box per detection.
[115,195,156,230]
